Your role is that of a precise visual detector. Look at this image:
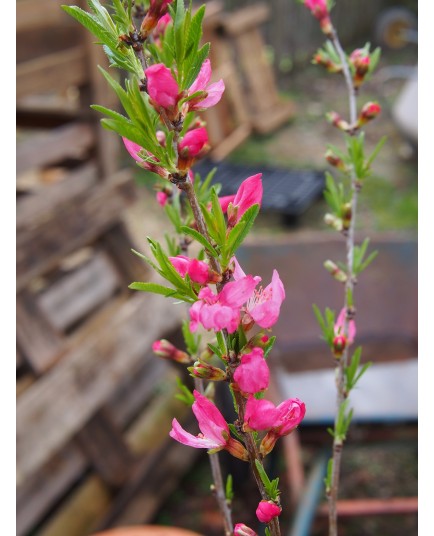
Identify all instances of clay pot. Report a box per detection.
[93,526,203,536]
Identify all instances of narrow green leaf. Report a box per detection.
[224,204,260,262]
[179,225,219,257]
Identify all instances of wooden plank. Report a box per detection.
[317,497,418,516]
[17,291,183,485]
[16,0,72,32]
[16,123,94,176]
[251,100,296,134]
[210,124,251,161]
[16,444,87,536]
[16,290,65,375]
[37,252,120,332]
[16,47,88,100]
[219,3,269,35]
[99,223,149,283]
[75,409,134,488]
[17,162,97,224]
[16,169,136,290]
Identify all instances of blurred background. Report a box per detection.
[16,1,417,535]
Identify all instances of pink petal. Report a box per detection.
[233,348,269,394]
[335,308,356,344]
[122,137,143,162]
[275,398,306,435]
[256,501,282,523]
[199,303,240,333]
[219,195,236,213]
[170,418,222,449]
[187,258,211,285]
[244,397,279,431]
[191,79,225,110]
[233,174,263,219]
[189,58,212,94]
[192,390,228,445]
[250,270,285,329]
[145,63,179,108]
[169,255,190,277]
[219,275,258,308]
[178,127,209,157]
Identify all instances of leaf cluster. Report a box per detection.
[345,347,372,393]
[255,460,280,501]
[312,305,336,348]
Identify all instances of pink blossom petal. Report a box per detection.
[233,174,263,219]
[192,79,225,110]
[219,275,258,308]
[275,398,306,435]
[122,137,143,162]
[256,501,282,523]
[189,58,212,94]
[145,63,179,108]
[169,418,222,449]
[192,390,228,445]
[219,194,236,213]
[178,127,208,157]
[233,348,270,394]
[335,308,356,344]
[244,397,279,431]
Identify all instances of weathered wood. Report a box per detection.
[16,0,72,32]
[16,290,65,374]
[210,124,252,162]
[99,223,149,284]
[218,3,269,35]
[16,169,136,290]
[317,497,418,517]
[75,409,134,488]
[17,292,183,485]
[16,123,94,176]
[38,252,120,332]
[17,47,88,100]
[251,100,296,134]
[17,162,97,225]
[16,444,87,536]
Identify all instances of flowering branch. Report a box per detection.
[303,1,384,535]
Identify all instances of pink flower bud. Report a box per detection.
[169,255,221,285]
[156,191,169,206]
[145,63,179,109]
[122,137,169,179]
[234,524,258,536]
[141,0,173,37]
[304,0,332,35]
[312,51,341,73]
[350,49,370,88]
[357,102,381,126]
[227,174,263,227]
[233,347,270,394]
[256,500,282,523]
[178,127,209,169]
[332,334,347,357]
[334,308,356,345]
[152,339,190,364]
[325,149,347,171]
[153,12,171,38]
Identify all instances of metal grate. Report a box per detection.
[194,159,325,218]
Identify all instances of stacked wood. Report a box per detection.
[202,1,295,160]
[16,2,197,535]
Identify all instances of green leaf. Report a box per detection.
[263,336,276,359]
[175,377,195,406]
[179,226,219,257]
[128,281,193,302]
[225,474,234,502]
[183,42,210,89]
[224,204,260,263]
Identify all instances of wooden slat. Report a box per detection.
[16,123,94,176]
[38,252,120,332]
[75,409,134,488]
[219,3,270,35]
[317,497,418,516]
[16,444,87,536]
[17,162,97,225]
[16,290,65,375]
[16,169,135,290]
[16,47,88,100]
[16,292,183,485]
[16,0,73,32]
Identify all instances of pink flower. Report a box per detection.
[256,500,282,523]
[189,275,260,334]
[358,102,381,126]
[233,347,270,394]
[234,524,258,536]
[140,0,173,37]
[178,127,209,157]
[187,59,225,111]
[244,397,306,455]
[244,396,306,436]
[169,255,221,285]
[122,137,169,179]
[145,63,179,109]
[152,339,190,364]
[170,390,248,460]
[227,174,263,227]
[305,0,328,19]
[233,259,285,330]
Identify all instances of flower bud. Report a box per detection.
[342,202,352,231]
[357,102,381,127]
[188,360,227,381]
[324,260,348,283]
[256,500,282,523]
[312,52,341,73]
[350,49,371,89]
[324,213,343,232]
[332,334,347,357]
[152,339,190,364]
[325,149,347,171]
[246,332,270,350]
[326,111,351,132]
[234,524,258,536]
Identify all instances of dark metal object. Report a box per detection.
[194,159,325,218]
